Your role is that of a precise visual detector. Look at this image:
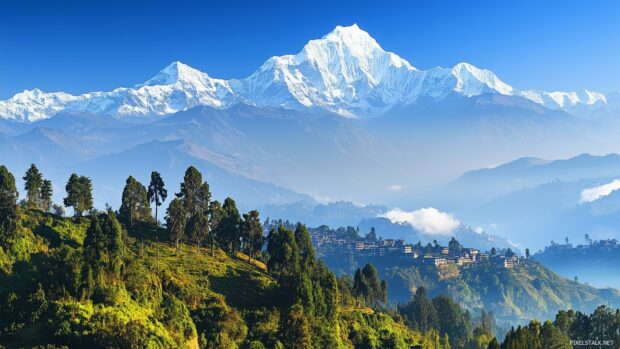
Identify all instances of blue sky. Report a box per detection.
[1,0,619,99]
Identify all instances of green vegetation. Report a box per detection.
[0,164,447,348]
[345,254,620,323]
[498,305,620,348]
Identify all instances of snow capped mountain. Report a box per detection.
[240,24,421,117]
[451,62,514,96]
[0,62,237,122]
[0,89,78,122]
[0,24,617,122]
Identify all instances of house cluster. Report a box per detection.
[543,238,620,255]
[411,246,518,269]
[310,228,519,269]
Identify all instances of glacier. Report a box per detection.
[0,24,618,122]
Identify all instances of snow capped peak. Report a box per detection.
[241,24,419,116]
[321,23,379,48]
[451,62,514,96]
[0,24,617,122]
[142,61,219,86]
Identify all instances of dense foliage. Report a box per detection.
[0,164,451,348]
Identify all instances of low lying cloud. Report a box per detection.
[388,184,404,192]
[580,179,620,203]
[380,207,461,235]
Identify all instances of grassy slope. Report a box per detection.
[0,211,427,348]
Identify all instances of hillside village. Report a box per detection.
[538,236,620,255]
[264,220,521,269]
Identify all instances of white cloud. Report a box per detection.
[388,184,404,192]
[580,179,620,203]
[474,226,484,234]
[380,207,461,235]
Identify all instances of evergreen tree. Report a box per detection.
[186,182,211,246]
[0,165,18,248]
[40,179,53,212]
[176,167,211,246]
[220,197,241,254]
[351,262,386,309]
[486,337,499,349]
[83,211,126,283]
[119,176,151,228]
[284,303,312,349]
[432,295,472,348]
[187,211,209,246]
[176,166,203,215]
[241,210,263,262]
[103,210,126,277]
[448,237,462,253]
[361,263,381,308]
[83,215,106,282]
[208,200,224,256]
[166,198,186,249]
[365,227,377,242]
[294,223,314,269]
[23,164,43,209]
[266,225,300,288]
[147,171,167,227]
[411,287,438,333]
[352,268,368,304]
[63,174,93,217]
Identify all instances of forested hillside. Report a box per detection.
[2,163,619,349]
[0,164,449,348]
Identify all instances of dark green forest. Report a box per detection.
[0,164,618,348]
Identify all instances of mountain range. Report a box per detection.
[1,24,620,251]
[1,24,619,122]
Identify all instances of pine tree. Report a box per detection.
[208,200,224,256]
[284,304,312,349]
[187,211,208,246]
[119,176,151,228]
[176,166,203,215]
[83,211,126,283]
[23,164,43,209]
[166,198,186,249]
[0,165,18,248]
[147,171,167,228]
[40,179,53,212]
[186,182,211,246]
[361,263,381,308]
[64,174,93,217]
[83,214,107,280]
[486,337,499,349]
[294,223,315,269]
[103,211,125,278]
[241,210,263,262]
[220,197,241,254]
[266,225,300,288]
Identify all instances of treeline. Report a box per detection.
[398,287,497,349]
[498,305,620,349]
[2,163,447,348]
[3,163,617,349]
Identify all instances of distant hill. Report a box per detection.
[442,153,620,206]
[321,252,620,325]
[534,239,620,289]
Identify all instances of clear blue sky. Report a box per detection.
[1,0,619,99]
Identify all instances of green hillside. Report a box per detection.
[0,209,443,348]
[383,259,620,323]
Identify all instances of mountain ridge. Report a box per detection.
[2,24,617,122]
